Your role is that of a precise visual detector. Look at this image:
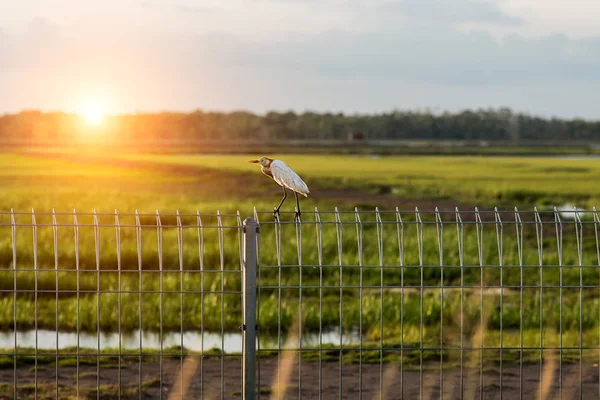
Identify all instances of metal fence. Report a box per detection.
[1,207,600,399]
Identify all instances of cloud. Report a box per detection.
[1,11,600,117]
[222,24,600,85]
[174,4,219,14]
[376,0,523,27]
[139,1,160,8]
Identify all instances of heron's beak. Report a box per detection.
[248,159,259,163]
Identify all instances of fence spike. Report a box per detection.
[455,208,464,267]
[237,210,244,269]
[52,209,59,271]
[253,207,260,225]
[32,209,38,271]
[375,207,384,267]
[315,207,323,266]
[514,208,524,267]
[354,207,363,266]
[335,207,343,266]
[415,207,424,267]
[435,207,444,267]
[196,211,204,272]
[494,207,503,267]
[553,207,563,267]
[156,210,163,271]
[72,209,79,270]
[395,207,404,267]
[114,210,121,269]
[10,209,16,269]
[176,210,184,271]
[534,207,543,266]
[594,207,600,266]
[574,207,583,267]
[475,207,484,267]
[295,208,303,266]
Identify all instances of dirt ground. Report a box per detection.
[1,357,599,399]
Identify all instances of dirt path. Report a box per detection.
[1,357,598,399]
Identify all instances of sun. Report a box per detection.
[83,106,105,125]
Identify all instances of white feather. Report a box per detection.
[270,160,310,196]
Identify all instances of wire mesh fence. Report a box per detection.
[0,207,599,399]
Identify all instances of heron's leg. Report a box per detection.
[274,186,287,217]
[294,192,301,221]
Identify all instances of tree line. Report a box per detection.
[1,108,599,143]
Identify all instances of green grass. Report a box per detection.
[120,153,600,207]
[0,150,599,343]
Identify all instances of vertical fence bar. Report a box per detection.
[514,208,524,400]
[176,211,184,399]
[534,207,543,395]
[273,211,282,400]
[93,210,101,399]
[115,210,122,399]
[295,211,303,399]
[243,217,258,400]
[10,209,17,399]
[554,207,563,399]
[74,209,80,399]
[354,208,363,400]
[32,209,39,399]
[217,210,225,400]
[315,208,324,400]
[435,207,444,399]
[197,211,205,398]
[52,209,59,400]
[415,207,424,398]
[395,207,405,399]
[335,208,344,400]
[474,207,484,400]
[494,208,503,400]
[155,211,164,399]
[574,208,583,399]
[94,209,101,399]
[252,209,261,399]
[455,208,464,399]
[375,208,384,400]
[135,210,143,399]
[594,207,600,400]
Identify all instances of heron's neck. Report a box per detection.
[261,165,273,178]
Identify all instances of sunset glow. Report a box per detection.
[83,104,105,125]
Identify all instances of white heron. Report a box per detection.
[249,156,310,219]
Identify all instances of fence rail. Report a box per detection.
[0,207,599,399]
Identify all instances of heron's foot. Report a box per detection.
[295,211,302,222]
[273,208,280,220]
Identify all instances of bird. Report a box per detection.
[248,156,310,220]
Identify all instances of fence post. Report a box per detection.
[243,217,258,400]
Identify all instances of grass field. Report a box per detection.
[0,149,599,351]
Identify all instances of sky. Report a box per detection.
[1,0,599,119]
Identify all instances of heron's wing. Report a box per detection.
[270,160,310,196]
